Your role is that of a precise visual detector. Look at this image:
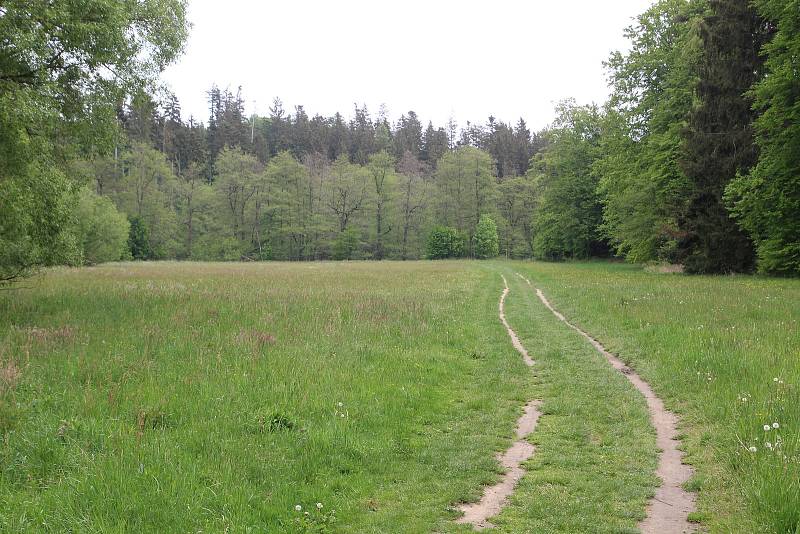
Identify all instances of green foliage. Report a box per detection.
[213,147,264,255]
[725,0,800,275]
[0,158,80,284]
[434,147,496,241]
[426,226,465,259]
[0,0,188,282]
[73,187,130,265]
[497,176,536,258]
[268,151,315,260]
[473,215,499,259]
[119,142,180,259]
[517,260,800,532]
[366,151,395,260]
[677,0,770,274]
[530,101,606,261]
[332,227,360,260]
[127,217,153,260]
[597,0,700,263]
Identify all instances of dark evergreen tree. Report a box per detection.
[392,111,423,159]
[347,104,375,164]
[290,105,313,159]
[328,112,349,161]
[421,122,449,167]
[678,0,772,273]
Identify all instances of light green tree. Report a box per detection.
[73,187,130,264]
[434,147,495,244]
[367,151,396,260]
[269,151,312,260]
[0,0,188,283]
[531,101,605,260]
[119,142,180,259]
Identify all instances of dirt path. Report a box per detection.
[456,275,540,530]
[517,273,695,534]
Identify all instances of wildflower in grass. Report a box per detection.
[766,442,773,450]
[772,422,779,429]
[317,502,323,509]
[764,424,771,431]
[295,505,302,512]
[338,402,343,407]
[749,446,758,453]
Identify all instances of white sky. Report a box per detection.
[162,0,654,131]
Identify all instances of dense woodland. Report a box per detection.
[83,90,541,262]
[1,0,799,281]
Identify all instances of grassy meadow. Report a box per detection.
[514,261,800,533]
[0,262,535,532]
[0,260,798,532]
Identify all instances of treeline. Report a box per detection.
[78,88,546,262]
[81,0,800,274]
[2,0,799,282]
[533,0,799,275]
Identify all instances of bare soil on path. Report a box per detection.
[456,276,540,530]
[517,273,696,534]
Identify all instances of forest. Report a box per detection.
[1,0,799,279]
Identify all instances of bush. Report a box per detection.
[333,228,360,260]
[426,226,465,259]
[73,187,130,265]
[474,215,499,259]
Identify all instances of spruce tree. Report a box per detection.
[678,0,772,273]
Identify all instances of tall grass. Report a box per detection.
[0,261,534,532]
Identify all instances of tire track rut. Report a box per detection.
[517,273,695,534]
[456,275,540,530]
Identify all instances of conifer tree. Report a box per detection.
[678,0,772,273]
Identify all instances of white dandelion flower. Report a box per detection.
[316,502,323,509]
[295,505,302,512]
[773,422,780,429]
[764,424,771,431]
[749,446,757,453]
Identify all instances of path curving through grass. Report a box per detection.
[456,275,540,530]
[517,273,695,534]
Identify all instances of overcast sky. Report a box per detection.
[162,0,654,131]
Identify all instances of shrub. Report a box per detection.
[426,226,465,259]
[474,215,499,259]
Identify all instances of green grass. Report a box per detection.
[1,260,797,532]
[486,267,656,533]
[0,261,536,532]
[513,260,800,533]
